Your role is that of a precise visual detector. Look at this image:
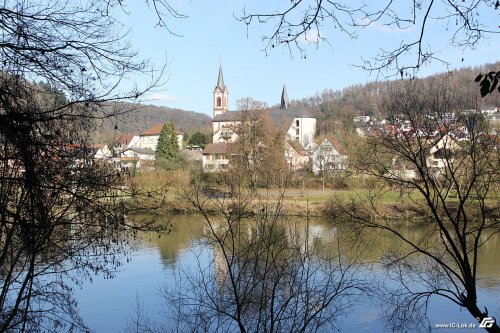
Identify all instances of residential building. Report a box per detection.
[202,143,230,172]
[139,124,184,151]
[91,144,112,159]
[426,133,460,170]
[354,116,370,123]
[306,136,348,175]
[113,133,140,156]
[122,147,156,161]
[284,140,309,171]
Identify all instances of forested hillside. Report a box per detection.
[95,62,499,145]
[282,62,500,137]
[94,103,212,144]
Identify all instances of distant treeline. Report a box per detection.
[93,102,212,144]
[95,62,500,144]
[280,61,500,137]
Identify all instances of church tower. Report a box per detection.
[213,64,228,118]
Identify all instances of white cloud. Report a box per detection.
[148,93,180,103]
[297,29,321,44]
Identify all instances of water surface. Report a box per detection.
[73,215,500,332]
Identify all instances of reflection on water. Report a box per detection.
[74,215,500,332]
[137,214,206,268]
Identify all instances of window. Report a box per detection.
[296,128,300,136]
[216,97,222,107]
[296,119,300,127]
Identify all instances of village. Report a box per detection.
[92,65,500,184]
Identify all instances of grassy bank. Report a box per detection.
[126,170,498,219]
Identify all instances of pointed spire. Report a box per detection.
[216,63,225,91]
[280,84,289,109]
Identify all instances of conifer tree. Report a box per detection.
[156,120,179,161]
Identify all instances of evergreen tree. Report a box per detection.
[188,131,208,148]
[156,121,179,161]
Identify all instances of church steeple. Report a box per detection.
[213,64,229,129]
[280,84,289,109]
[216,64,226,91]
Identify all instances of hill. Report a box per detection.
[281,61,500,138]
[93,103,212,144]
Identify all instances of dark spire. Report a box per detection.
[280,84,289,109]
[216,63,226,91]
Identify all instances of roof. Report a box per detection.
[202,143,230,155]
[91,144,107,150]
[280,85,289,109]
[141,123,164,136]
[129,147,155,155]
[216,64,226,92]
[287,140,308,156]
[212,107,315,125]
[140,124,183,136]
[114,133,136,145]
[315,135,347,155]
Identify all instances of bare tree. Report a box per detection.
[326,79,499,332]
[229,102,290,191]
[239,1,499,78]
[162,173,367,333]
[0,1,177,331]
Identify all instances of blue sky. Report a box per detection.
[118,1,500,116]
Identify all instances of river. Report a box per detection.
[72,215,500,333]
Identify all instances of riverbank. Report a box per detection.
[129,187,421,217]
[129,186,499,221]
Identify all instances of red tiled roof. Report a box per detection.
[287,140,308,156]
[114,133,136,145]
[140,124,183,136]
[202,143,230,155]
[315,135,347,155]
[141,124,164,136]
[91,144,107,150]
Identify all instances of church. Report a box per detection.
[202,65,317,172]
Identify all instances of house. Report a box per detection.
[213,126,238,143]
[123,147,156,161]
[480,107,498,116]
[210,66,316,147]
[139,124,184,151]
[390,156,418,180]
[306,136,348,176]
[354,116,370,123]
[111,147,155,172]
[112,157,154,173]
[426,133,460,170]
[113,133,140,156]
[91,144,112,159]
[486,111,500,123]
[202,143,230,172]
[284,140,309,171]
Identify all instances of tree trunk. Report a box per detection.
[466,303,500,333]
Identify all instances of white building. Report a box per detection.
[284,140,309,171]
[91,144,112,159]
[113,133,140,156]
[139,124,183,151]
[426,134,460,170]
[306,137,348,175]
[354,116,370,123]
[202,143,230,172]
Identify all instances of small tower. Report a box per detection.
[213,64,228,118]
[280,84,289,109]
